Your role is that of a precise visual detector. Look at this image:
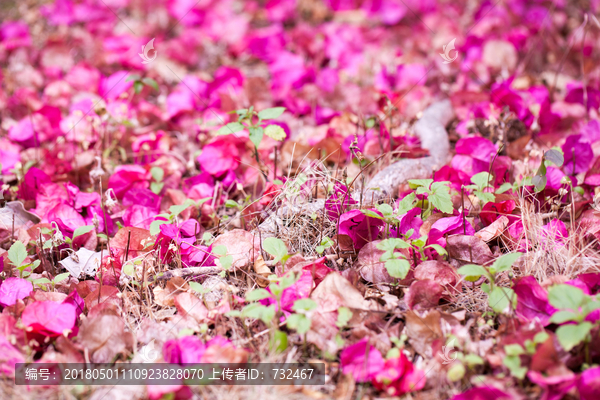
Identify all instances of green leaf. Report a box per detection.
[225,310,242,318]
[490,252,522,274]
[53,272,70,284]
[363,209,384,219]
[496,182,513,194]
[122,262,135,277]
[245,288,272,301]
[336,307,353,328]
[225,199,240,208]
[260,305,276,324]
[464,354,484,366]
[150,182,164,195]
[270,329,288,353]
[150,220,170,236]
[411,236,426,249]
[258,107,286,120]
[72,225,95,239]
[481,282,491,294]
[471,172,491,190]
[520,176,533,187]
[429,185,454,214]
[545,149,564,167]
[125,74,141,82]
[489,287,515,314]
[248,126,264,148]
[320,237,334,247]
[133,81,143,94]
[263,237,288,261]
[8,241,28,268]
[431,181,452,192]
[188,281,210,295]
[264,125,286,141]
[533,174,547,193]
[447,363,466,382]
[457,264,489,281]
[212,245,228,256]
[397,192,416,214]
[242,303,275,324]
[142,77,159,91]
[408,179,433,190]
[219,255,233,270]
[582,300,600,316]
[475,191,495,204]
[32,277,52,286]
[556,322,592,351]
[504,344,524,357]
[278,271,298,290]
[548,284,585,311]
[240,303,263,319]
[292,298,317,312]
[233,108,248,116]
[286,313,311,334]
[216,122,245,135]
[385,259,411,279]
[549,310,579,324]
[424,244,447,257]
[534,331,549,344]
[150,166,164,182]
[377,204,393,216]
[169,199,196,217]
[376,238,410,252]
[503,355,527,379]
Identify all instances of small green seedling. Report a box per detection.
[502,344,527,379]
[31,272,70,291]
[408,179,454,218]
[532,149,564,192]
[212,245,233,277]
[464,172,495,204]
[262,237,291,271]
[376,238,412,280]
[150,166,165,195]
[316,236,334,254]
[217,107,287,157]
[457,252,523,314]
[286,298,318,335]
[8,241,37,278]
[227,272,300,352]
[362,192,419,238]
[548,284,600,352]
[409,235,447,261]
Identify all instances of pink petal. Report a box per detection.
[340,339,385,382]
[0,278,33,307]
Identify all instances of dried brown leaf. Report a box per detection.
[173,292,208,323]
[414,260,458,288]
[153,277,189,307]
[78,315,133,363]
[446,234,494,267]
[253,255,271,287]
[404,280,443,310]
[475,216,509,242]
[404,310,443,357]
[109,227,152,260]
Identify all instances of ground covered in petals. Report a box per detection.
[2,0,600,399]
